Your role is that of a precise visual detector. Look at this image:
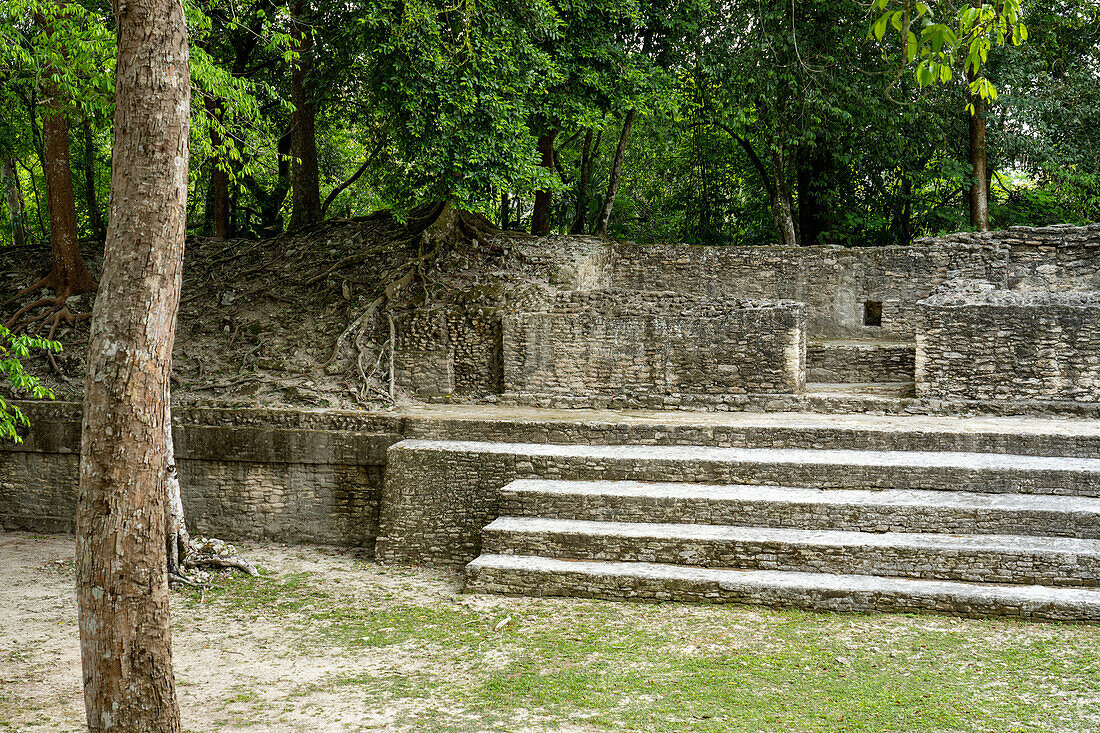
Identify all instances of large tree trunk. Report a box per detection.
[1,157,26,248]
[968,90,990,231]
[531,129,557,236]
[81,120,105,241]
[288,0,321,230]
[75,0,190,726]
[768,144,798,247]
[595,109,635,237]
[570,129,594,235]
[40,75,96,296]
[204,97,231,239]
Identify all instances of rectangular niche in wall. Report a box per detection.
[863,300,883,327]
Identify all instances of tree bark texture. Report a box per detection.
[41,70,96,295]
[75,0,189,726]
[288,0,321,230]
[531,129,557,236]
[968,94,990,231]
[1,157,26,248]
[595,109,634,237]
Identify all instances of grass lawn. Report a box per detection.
[2,531,1099,732]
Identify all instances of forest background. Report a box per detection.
[1,0,1097,260]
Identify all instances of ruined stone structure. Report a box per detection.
[6,223,1100,620]
[394,224,1100,413]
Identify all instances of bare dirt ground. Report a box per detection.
[4,530,1100,733]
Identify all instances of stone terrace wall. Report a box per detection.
[502,291,806,402]
[393,307,503,397]
[0,401,401,551]
[611,224,1100,340]
[916,282,1100,403]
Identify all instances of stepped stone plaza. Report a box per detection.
[6,223,1100,620]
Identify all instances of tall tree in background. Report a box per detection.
[288,0,321,230]
[5,3,98,321]
[76,0,190,727]
[870,0,1028,231]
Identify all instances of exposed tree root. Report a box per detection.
[165,403,259,589]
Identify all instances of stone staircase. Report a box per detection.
[446,436,1100,621]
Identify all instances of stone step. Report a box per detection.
[400,404,1100,458]
[464,554,1100,622]
[481,517,1100,586]
[499,479,1100,538]
[397,440,1100,496]
[807,339,915,383]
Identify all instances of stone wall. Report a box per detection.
[807,341,915,383]
[611,224,1100,340]
[0,401,400,550]
[392,307,503,397]
[916,282,1100,403]
[502,291,806,402]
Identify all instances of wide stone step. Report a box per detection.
[464,554,1100,622]
[397,439,1100,495]
[499,479,1100,538]
[482,517,1100,586]
[399,405,1100,458]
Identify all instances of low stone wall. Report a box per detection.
[916,283,1100,403]
[502,291,806,401]
[807,340,915,383]
[0,401,400,550]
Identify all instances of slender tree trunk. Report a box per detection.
[768,145,798,247]
[796,147,828,247]
[499,191,511,229]
[288,0,321,230]
[1,157,26,248]
[531,129,557,236]
[164,402,190,576]
[968,90,990,231]
[81,120,105,241]
[204,97,231,239]
[570,128,593,235]
[76,0,189,726]
[595,109,635,237]
[41,86,96,295]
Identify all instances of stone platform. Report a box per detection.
[7,401,1100,620]
[375,405,1100,621]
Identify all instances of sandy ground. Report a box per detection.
[0,531,473,733]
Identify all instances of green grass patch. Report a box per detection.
[184,569,1100,733]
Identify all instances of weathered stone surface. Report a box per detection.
[611,224,1100,340]
[466,555,1100,622]
[807,339,914,384]
[917,282,1100,403]
[500,479,1100,538]
[482,517,1100,586]
[1,401,398,549]
[503,291,806,399]
[377,438,1100,568]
